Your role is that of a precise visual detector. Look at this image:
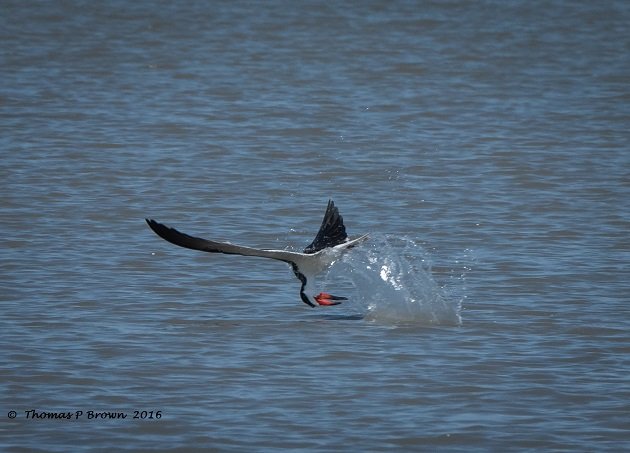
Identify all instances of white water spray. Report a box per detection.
[324,234,465,326]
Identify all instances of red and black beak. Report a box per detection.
[314,292,347,306]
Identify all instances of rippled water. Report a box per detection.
[2,0,629,451]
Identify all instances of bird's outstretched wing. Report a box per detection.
[303,200,348,254]
[145,219,305,264]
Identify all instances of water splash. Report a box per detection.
[324,234,465,326]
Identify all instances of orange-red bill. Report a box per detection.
[314,292,347,306]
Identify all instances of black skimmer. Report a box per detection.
[146,200,369,307]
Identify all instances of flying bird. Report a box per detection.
[145,200,369,307]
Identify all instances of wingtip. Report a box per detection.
[145,218,158,228]
[145,218,167,236]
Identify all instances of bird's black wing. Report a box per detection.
[303,200,348,254]
[145,219,303,264]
